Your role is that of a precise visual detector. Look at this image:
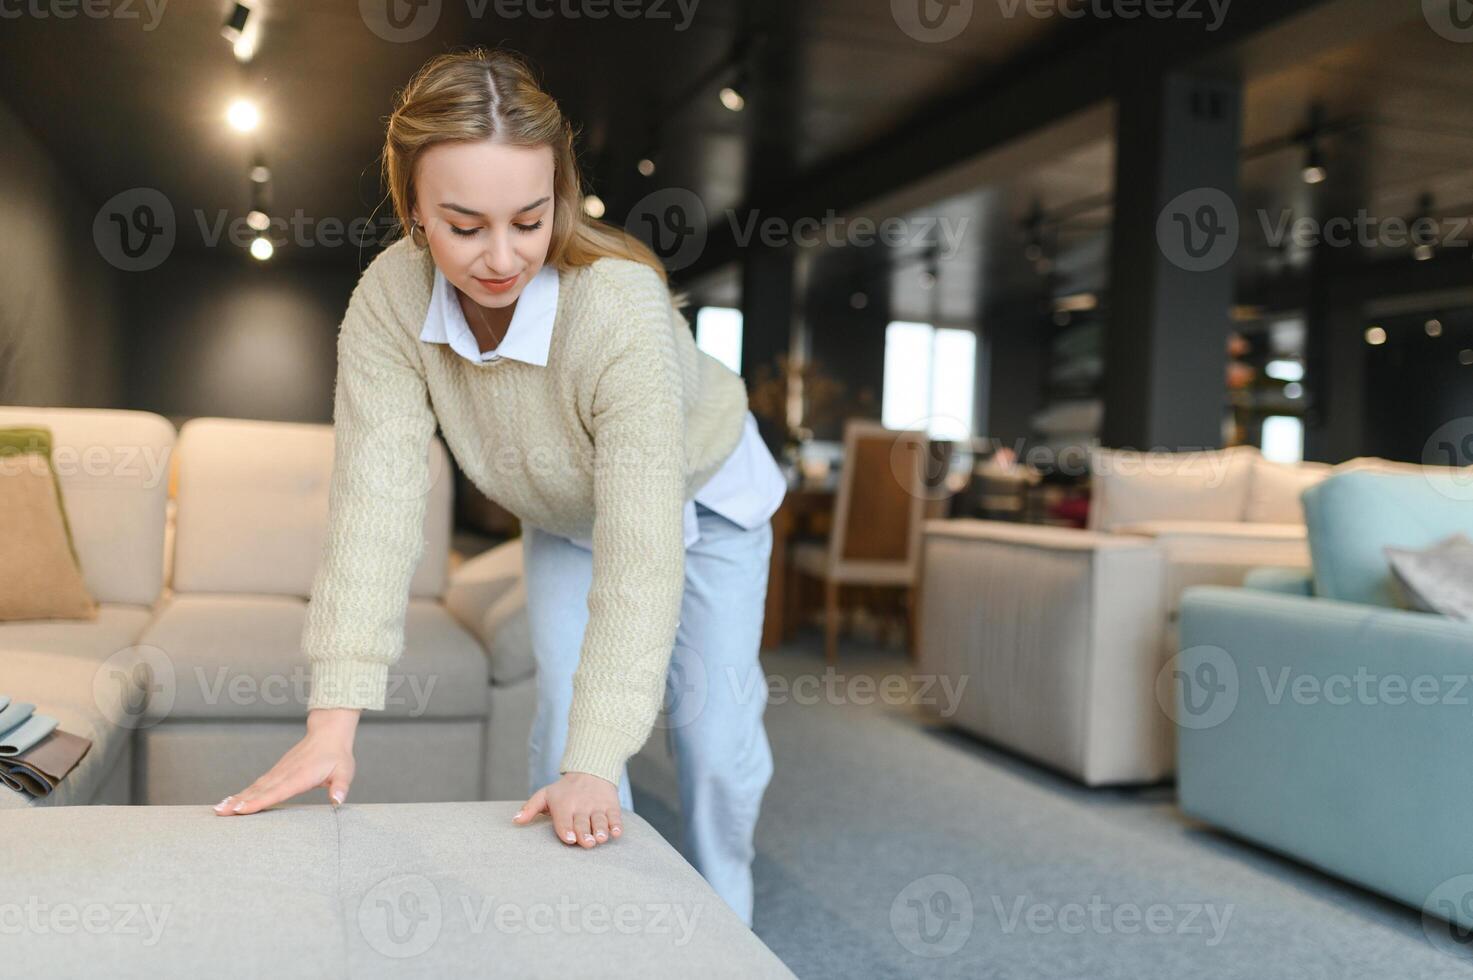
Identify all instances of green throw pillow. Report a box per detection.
[0,426,81,565]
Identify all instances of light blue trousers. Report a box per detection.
[521,501,776,926]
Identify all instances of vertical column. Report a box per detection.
[1301,254,1367,462]
[1104,69,1242,450]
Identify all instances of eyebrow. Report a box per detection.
[438,196,550,219]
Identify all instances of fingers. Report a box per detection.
[606,804,623,839]
[512,788,548,825]
[214,767,317,816]
[325,771,350,807]
[573,811,595,849]
[591,811,610,844]
[552,805,577,845]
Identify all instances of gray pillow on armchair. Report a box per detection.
[1385,534,1473,622]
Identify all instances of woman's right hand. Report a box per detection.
[213,707,361,816]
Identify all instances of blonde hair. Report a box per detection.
[381,45,674,290]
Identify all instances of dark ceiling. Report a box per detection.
[1,0,1467,325]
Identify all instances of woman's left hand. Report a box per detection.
[513,772,623,847]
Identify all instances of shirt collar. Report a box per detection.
[419,263,560,366]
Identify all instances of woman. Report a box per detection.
[211,46,786,925]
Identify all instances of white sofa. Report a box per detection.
[917,445,1330,785]
[0,406,175,808]
[2,411,539,809]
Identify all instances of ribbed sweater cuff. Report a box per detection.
[558,721,645,786]
[309,659,388,711]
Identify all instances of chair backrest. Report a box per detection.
[0,406,175,606]
[827,419,930,578]
[171,417,452,599]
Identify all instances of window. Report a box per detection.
[695,306,742,375]
[1261,415,1304,463]
[882,321,976,440]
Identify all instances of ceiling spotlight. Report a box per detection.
[1365,325,1387,346]
[849,292,868,310]
[719,64,748,112]
[1284,382,1304,399]
[226,98,260,133]
[250,164,271,184]
[1301,105,1328,185]
[1411,192,1437,261]
[582,194,605,219]
[637,157,656,177]
[1458,348,1473,366]
[221,2,251,44]
[1301,144,1327,185]
[1426,318,1444,337]
[247,210,270,232]
[719,84,745,112]
[249,235,273,261]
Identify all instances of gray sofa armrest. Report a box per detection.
[446,538,535,685]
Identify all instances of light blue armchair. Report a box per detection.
[1175,468,1473,928]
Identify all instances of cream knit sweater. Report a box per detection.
[302,235,749,784]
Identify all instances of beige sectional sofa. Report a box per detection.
[917,445,1330,785]
[0,406,175,808]
[1,409,537,810]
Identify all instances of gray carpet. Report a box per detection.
[626,628,1473,980]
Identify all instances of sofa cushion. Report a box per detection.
[0,648,142,807]
[0,450,97,620]
[1244,457,1331,524]
[0,802,796,976]
[171,418,452,600]
[136,594,488,720]
[1303,470,1473,608]
[0,604,153,661]
[1087,445,1258,531]
[0,407,173,606]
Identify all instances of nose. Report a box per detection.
[482,227,516,275]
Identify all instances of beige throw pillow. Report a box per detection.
[0,453,97,621]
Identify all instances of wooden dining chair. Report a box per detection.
[788,419,931,664]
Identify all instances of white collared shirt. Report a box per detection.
[420,265,787,550]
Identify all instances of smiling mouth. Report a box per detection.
[475,273,517,285]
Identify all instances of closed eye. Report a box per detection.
[449,220,544,237]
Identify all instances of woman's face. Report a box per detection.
[411,139,555,310]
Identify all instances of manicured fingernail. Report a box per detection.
[583,834,596,844]
[214,797,232,811]
[513,810,523,820]
[595,832,607,841]
[231,800,246,812]
[611,826,621,835]
[331,790,344,805]
[565,832,576,842]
